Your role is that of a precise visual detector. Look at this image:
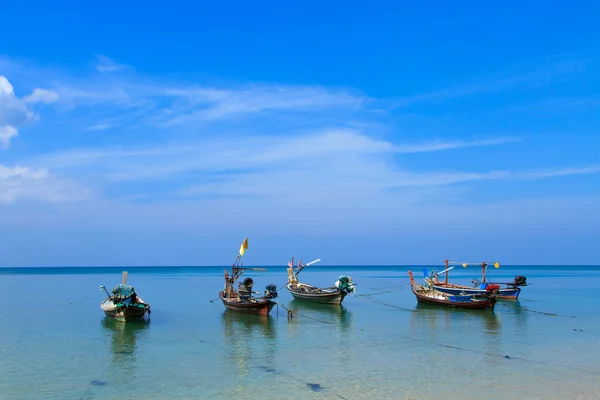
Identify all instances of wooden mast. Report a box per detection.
[481,262,488,283]
[444,259,449,284]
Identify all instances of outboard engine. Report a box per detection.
[335,276,356,294]
[264,284,278,299]
[238,277,254,299]
[514,276,527,286]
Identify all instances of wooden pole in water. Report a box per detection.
[122,271,128,285]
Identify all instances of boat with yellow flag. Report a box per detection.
[429,260,528,300]
[219,237,279,315]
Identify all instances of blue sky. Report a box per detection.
[1,1,599,266]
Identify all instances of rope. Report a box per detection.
[78,355,118,400]
[410,337,600,376]
[2,296,99,318]
[278,303,335,325]
[358,284,408,297]
[498,301,576,318]
[352,294,417,313]
[57,297,96,308]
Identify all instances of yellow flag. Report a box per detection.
[462,263,467,268]
[494,262,500,269]
[239,237,249,256]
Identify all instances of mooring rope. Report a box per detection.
[358,284,408,297]
[352,294,417,313]
[409,336,600,376]
[57,297,97,308]
[278,303,335,325]
[78,355,118,400]
[498,301,576,318]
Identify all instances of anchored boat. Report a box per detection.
[431,260,528,300]
[408,270,496,310]
[100,271,151,322]
[286,257,356,305]
[219,237,279,315]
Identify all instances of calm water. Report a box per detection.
[1,265,599,400]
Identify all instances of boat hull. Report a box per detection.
[287,283,346,305]
[101,298,150,322]
[219,291,276,315]
[411,284,496,310]
[433,283,520,300]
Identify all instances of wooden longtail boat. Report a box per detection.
[219,237,278,316]
[100,271,151,322]
[408,270,496,310]
[431,260,528,300]
[286,257,356,305]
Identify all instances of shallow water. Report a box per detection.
[0,265,599,400]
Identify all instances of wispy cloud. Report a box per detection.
[2,54,598,210]
[518,165,600,180]
[22,127,598,209]
[31,130,518,183]
[387,59,586,109]
[95,55,131,73]
[29,64,368,129]
[393,137,520,153]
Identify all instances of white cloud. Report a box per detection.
[24,88,59,104]
[0,165,48,180]
[0,126,17,149]
[0,75,57,148]
[0,164,87,204]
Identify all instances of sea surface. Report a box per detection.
[1,265,599,400]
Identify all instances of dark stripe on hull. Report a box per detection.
[411,285,496,310]
[415,295,496,310]
[433,285,520,300]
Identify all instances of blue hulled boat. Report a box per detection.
[430,260,528,300]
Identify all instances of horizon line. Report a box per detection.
[1,264,599,268]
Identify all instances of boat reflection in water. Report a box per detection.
[410,302,509,364]
[411,302,501,334]
[288,299,353,332]
[101,316,150,382]
[221,312,277,384]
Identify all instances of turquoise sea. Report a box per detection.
[1,265,599,400]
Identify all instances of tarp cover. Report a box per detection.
[111,284,136,306]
